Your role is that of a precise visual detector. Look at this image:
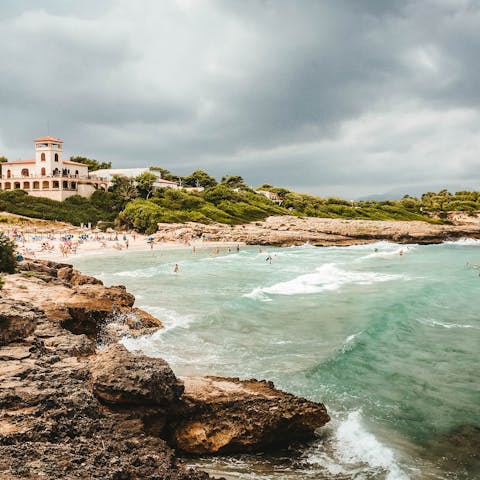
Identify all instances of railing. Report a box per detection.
[0,173,108,181]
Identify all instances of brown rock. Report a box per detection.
[167,376,330,454]
[90,344,184,406]
[0,299,38,345]
[154,215,480,246]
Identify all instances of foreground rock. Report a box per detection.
[167,376,330,454]
[154,215,480,246]
[0,260,330,478]
[91,344,184,406]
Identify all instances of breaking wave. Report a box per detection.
[245,263,406,300]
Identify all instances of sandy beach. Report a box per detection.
[1,223,246,262]
[4,212,480,263]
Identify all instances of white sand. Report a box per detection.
[3,226,244,262]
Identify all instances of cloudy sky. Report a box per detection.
[1,0,479,197]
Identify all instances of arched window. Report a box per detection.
[33,181,40,189]
[75,170,79,176]
[41,153,46,161]
[52,181,59,189]
[62,181,68,189]
[21,168,29,177]
[41,167,46,176]
[14,182,20,189]
[23,182,30,190]
[4,182,11,190]
[54,153,59,162]
[42,181,49,189]
[6,170,11,178]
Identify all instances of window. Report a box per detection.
[4,182,11,190]
[71,182,77,190]
[42,181,49,189]
[41,153,46,161]
[33,181,40,189]
[23,182,30,190]
[6,170,11,178]
[14,182,20,189]
[21,168,29,177]
[41,168,46,176]
[54,153,59,162]
[62,181,68,189]
[52,181,59,189]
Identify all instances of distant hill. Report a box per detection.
[358,183,480,201]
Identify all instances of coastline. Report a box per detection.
[0,258,329,479]
[4,214,480,263]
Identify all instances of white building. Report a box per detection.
[0,136,108,201]
[93,168,179,189]
[256,190,282,205]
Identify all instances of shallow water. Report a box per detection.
[73,240,480,479]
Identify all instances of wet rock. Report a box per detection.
[91,344,184,406]
[167,376,330,454]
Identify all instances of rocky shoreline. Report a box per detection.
[154,215,480,246]
[0,260,330,479]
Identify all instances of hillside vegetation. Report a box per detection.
[1,168,479,233]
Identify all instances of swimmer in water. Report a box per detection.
[173,263,179,273]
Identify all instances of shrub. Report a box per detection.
[0,233,17,273]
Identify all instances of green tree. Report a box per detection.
[221,175,248,190]
[183,170,217,188]
[110,175,137,209]
[149,167,182,183]
[70,156,112,171]
[135,172,158,199]
[0,233,17,273]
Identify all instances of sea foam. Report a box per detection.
[245,263,405,300]
[305,411,409,480]
[443,238,480,246]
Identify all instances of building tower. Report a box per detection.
[34,136,64,176]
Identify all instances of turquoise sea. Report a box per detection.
[73,240,480,480]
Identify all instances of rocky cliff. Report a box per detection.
[154,215,480,246]
[0,260,330,479]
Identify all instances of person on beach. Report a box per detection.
[192,245,196,254]
[173,263,179,274]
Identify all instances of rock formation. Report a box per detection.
[91,344,184,406]
[166,376,330,454]
[0,260,330,479]
[154,215,480,246]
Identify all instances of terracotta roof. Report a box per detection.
[63,160,87,166]
[34,136,63,143]
[3,159,35,165]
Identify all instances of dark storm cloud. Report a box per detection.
[0,0,479,196]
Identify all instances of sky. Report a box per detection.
[1,0,479,198]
